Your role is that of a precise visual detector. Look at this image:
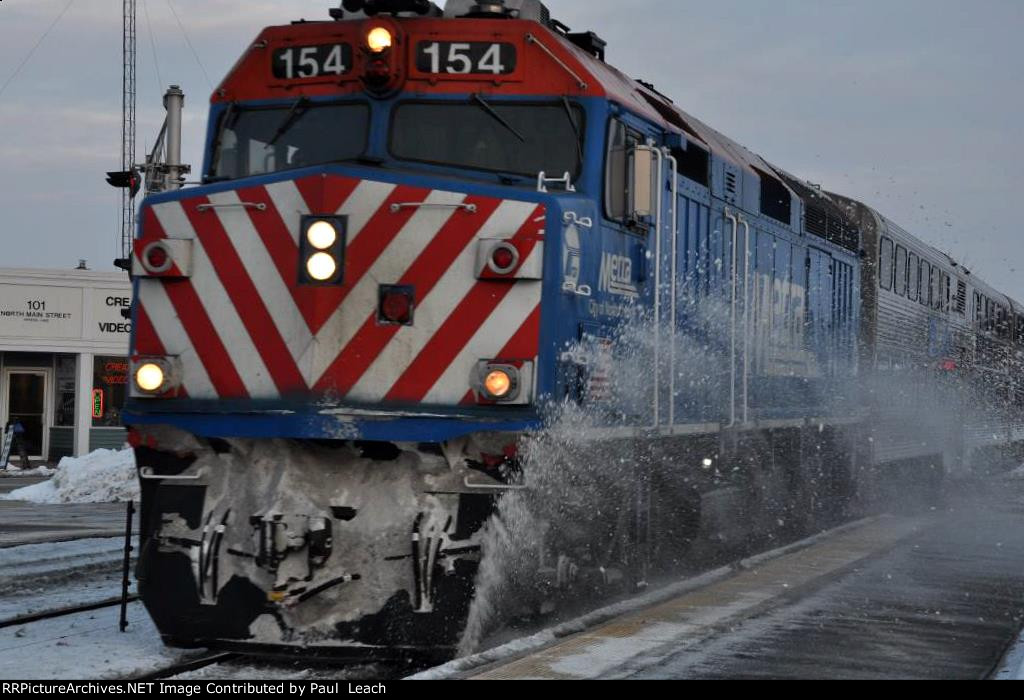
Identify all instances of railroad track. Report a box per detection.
[0,594,138,630]
[129,653,242,681]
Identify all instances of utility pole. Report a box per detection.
[120,0,137,262]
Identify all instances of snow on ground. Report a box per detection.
[0,537,137,623]
[1,466,55,478]
[995,630,1024,680]
[0,537,126,581]
[1007,464,1024,480]
[1,449,137,504]
[0,601,194,680]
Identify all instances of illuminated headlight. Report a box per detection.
[485,370,513,399]
[367,27,393,53]
[477,363,524,403]
[131,357,178,396]
[306,253,338,282]
[136,363,165,392]
[306,220,338,250]
[299,215,346,286]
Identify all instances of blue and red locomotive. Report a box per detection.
[125,0,1024,655]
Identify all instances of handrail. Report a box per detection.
[525,33,588,90]
[666,150,679,427]
[637,144,664,429]
[139,467,200,481]
[740,216,751,424]
[389,202,477,214]
[725,209,739,429]
[196,202,266,213]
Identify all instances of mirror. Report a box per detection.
[630,147,654,219]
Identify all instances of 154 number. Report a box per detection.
[273,44,352,80]
[417,42,517,75]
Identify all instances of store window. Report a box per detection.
[93,356,128,427]
[54,356,76,427]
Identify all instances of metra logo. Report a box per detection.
[599,253,639,299]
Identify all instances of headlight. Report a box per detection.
[484,370,513,399]
[135,363,166,393]
[306,252,338,282]
[367,27,393,53]
[306,221,338,250]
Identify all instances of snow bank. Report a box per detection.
[1,465,55,477]
[2,449,138,504]
[1007,464,1024,480]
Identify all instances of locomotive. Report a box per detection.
[124,0,1024,656]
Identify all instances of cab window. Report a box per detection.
[605,119,644,224]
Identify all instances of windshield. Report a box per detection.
[209,102,369,181]
[389,101,584,179]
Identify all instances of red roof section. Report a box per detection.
[213,17,618,103]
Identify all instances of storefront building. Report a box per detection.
[0,268,131,463]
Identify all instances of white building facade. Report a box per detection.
[0,268,131,462]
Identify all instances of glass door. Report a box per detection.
[3,370,48,460]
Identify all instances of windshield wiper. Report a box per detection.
[562,96,583,161]
[473,94,526,143]
[267,97,310,147]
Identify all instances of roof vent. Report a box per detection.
[567,31,607,60]
[444,0,550,23]
[464,1,516,18]
[340,0,439,16]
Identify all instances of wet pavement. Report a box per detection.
[0,477,126,548]
[469,479,1024,680]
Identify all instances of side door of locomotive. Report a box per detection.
[806,246,836,385]
[598,113,676,427]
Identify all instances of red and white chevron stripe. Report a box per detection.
[134,175,545,405]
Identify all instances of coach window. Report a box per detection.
[931,267,942,311]
[1016,315,1024,346]
[879,238,894,291]
[895,245,908,296]
[908,253,919,301]
[942,274,951,313]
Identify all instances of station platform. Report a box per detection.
[464,480,1024,680]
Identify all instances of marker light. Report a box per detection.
[484,370,513,400]
[307,252,338,282]
[367,27,393,53]
[306,220,338,250]
[145,245,169,271]
[489,243,520,275]
[379,286,414,325]
[136,363,166,393]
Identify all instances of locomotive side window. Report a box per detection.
[879,237,894,291]
[605,119,644,225]
[389,101,583,179]
[895,245,907,297]
[908,253,919,301]
[209,102,369,181]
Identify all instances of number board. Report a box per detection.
[415,41,518,76]
[273,44,353,80]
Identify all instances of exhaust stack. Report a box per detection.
[143,85,192,194]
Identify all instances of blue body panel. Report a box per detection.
[127,93,861,442]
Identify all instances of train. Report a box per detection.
[123,0,1024,657]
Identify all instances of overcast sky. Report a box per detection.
[1,0,1021,297]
